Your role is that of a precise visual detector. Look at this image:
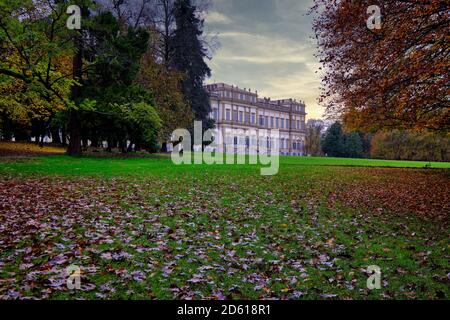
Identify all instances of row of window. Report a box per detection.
[224,136,304,150]
[212,109,305,130]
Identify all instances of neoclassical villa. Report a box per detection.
[205,83,306,156]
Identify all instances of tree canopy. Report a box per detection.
[312,0,449,132]
[0,0,213,154]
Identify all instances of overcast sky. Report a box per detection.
[204,0,324,119]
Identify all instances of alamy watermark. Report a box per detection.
[366,265,382,290]
[66,265,81,290]
[367,5,382,30]
[66,5,81,30]
[171,122,280,176]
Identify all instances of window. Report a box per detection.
[297,120,300,130]
[276,117,279,128]
[233,111,238,122]
[270,117,274,128]
[251,113,256,124]
[239,111,244,123]
[281,118,285,129]
[213,109,218,120]
[226,109,231,121]
[265,116,269,127]
[259,115,264,126]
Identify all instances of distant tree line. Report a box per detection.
[371,130,449,162]
[306,120,449,162]
[0,0,213,155]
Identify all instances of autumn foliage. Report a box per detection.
[312,0,449,132]
[370,130,450,162]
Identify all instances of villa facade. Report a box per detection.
[205,83,307,156]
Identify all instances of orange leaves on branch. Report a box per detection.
[312,0,450,132]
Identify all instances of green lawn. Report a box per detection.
[0,155,448,300]
[0,154,449,177]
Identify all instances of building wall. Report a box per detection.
[205,83,307,156]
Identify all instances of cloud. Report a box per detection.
[205,11,232,24]
[205,0,325,119]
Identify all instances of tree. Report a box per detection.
[371,130,450,162]
[80,11,161,153]
[171,0,212,133]
[136,48,193,149]
[322,121,366,158]
[121,101,162,152]
[312,0,450,132]
[67,1,89,156]
[322,122,344,157]
[98,0,214,67]
[96,0,211,151]
[305,119,324,156]
[343,132,363,158]
[0,0,76,143]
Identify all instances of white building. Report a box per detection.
[205,83,306,156]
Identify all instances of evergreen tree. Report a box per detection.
[171,0,212,131]
[81,12,161,153]
[343,132,363,158]
[322,122,344,157]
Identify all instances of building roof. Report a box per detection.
[205,82,306,115]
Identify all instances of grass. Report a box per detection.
[0,153,448,300]
[0,154,449,177]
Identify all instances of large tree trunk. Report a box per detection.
[66,14,84,156]
[67,110,82,156]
